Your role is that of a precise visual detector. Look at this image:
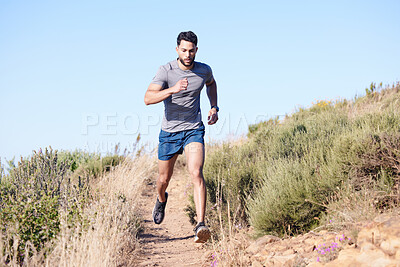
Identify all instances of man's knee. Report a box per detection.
[158,172,172,185]
[190,169,204,187]
[189,168,203,178]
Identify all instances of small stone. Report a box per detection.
[273,254,297,265]
[246,244,261,254]
[246,235,280,254]
[303,237,316,246]
[363,257,394,266]
[380,240,396,256]
[325,233,337,241]
[273,245,288,253]
[360,242,375,252]
[356,249,386,265]
[336,248,360,262]
[295,247,305,254]
[282,249,295,256]
[262,235,281,244]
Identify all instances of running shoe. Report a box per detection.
[152,192,168,224]
[193,222,211,243]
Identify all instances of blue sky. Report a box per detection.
[1,0,399,161]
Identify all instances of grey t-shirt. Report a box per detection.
[151,60,214,132]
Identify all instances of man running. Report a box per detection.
[144,31,218,243]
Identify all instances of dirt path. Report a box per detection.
[137,168,209,266]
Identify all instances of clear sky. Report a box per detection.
[1,0,399,161]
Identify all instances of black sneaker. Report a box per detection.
[152,192,168,224]
[193,222,211,243]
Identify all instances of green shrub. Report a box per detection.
[249,158,330,236]
[58,150,100,173]
[0,147,89,263]
[247,110,349,236]
[202,143,258,232]
[333,131,400,193]
[57,150,125,180]
[71,154,125,180]
[0,193,60,260]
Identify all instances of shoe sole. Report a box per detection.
[194,227,211,243]
[152,192,168,224]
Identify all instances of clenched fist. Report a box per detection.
[171,78,188,94]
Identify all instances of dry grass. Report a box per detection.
[345,82,400,119]
[209,232,250,267]
[323,182,400,229]
[1,154,156,267]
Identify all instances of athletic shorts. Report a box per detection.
[158,123,205,161]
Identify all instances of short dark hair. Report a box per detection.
[177,31,198,46]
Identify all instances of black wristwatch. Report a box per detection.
[211,105,219,112]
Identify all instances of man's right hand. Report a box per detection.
[171,78,188,94]
[145,78,188,105]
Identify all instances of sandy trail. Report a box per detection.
[137,167,209,266]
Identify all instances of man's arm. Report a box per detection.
[144,78,188,105]
[206,78,218,125]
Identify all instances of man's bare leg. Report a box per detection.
[184,142,206,222]
[157,154,179,202]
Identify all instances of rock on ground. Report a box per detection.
[242,215,400,266]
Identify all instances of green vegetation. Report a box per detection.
[0,147,126,264]
[198,82,400,238]
[58,150,124,179]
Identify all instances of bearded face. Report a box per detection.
[176,40,198,68]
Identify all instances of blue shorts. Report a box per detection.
[158,124,205,161]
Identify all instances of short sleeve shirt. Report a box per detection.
[151,60,214,132]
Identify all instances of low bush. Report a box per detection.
[58,150,124,179]
[247,109,349,236]
[0,147,89,263]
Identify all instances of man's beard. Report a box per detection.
[179,56,195,67]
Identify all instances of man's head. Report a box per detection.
[176,31,198,68]
[177,31,198,46]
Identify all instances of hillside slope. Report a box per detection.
[198,82,400,265]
